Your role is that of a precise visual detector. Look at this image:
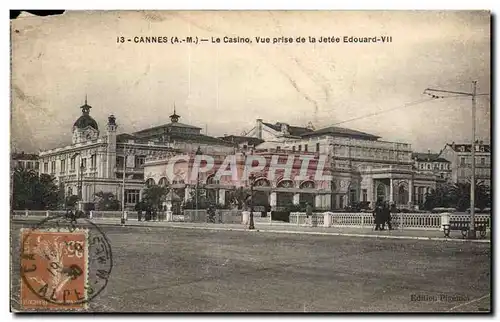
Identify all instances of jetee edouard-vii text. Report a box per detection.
[116,35,393,45]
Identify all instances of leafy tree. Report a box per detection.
[184,188,209,209]
[425,181,491,211]
[94,191,120,211]
[449,181,490,211]
[12,168,60,210]
[227,187,251,210]
[423,185,453,210]
[143,184,168,211]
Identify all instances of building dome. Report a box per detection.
[73,100,98,130]
[74,112,98,130]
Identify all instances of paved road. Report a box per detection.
[11,222,491,313]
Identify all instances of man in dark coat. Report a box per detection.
[373,203,385,230]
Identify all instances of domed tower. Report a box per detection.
[105,114,117,178]
[72,96,99,144]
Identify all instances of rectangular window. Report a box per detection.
[70,157,76,171]
[116,156,124,169]
[61,159,66,173]
[298,145,302,152]
[349,189,357,204]
[137,156,146,167]
[460,157,466,166]
[26,162,32,169]
[35,161,39,170]
[276,146,281,151]
[362,189,367,202]
[480,157,485,165]
[125,189,140,204]
[50,161,56,174]
[292,146,296,152]
[44,162,48,173]
[304,144,308,152]
[81,158,87,170]
[316,142,320,152]
[91,155,96,168]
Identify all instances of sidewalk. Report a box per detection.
[12,216,490,243]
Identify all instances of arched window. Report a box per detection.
[145,178,155,186]
[277,179,294,188]
[254,178,271,187]
[206,174,219,185]
[300,180,315,189]
[376,184,386,203]
[398,185,408,205]
[158,177,169,187]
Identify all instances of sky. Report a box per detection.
[11,10,491,154]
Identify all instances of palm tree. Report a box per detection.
[449,181,490,211]
[423,185,453,210]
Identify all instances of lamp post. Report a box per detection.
[195,147,202,212]
[78,159,85,201]
[121,149,133,224]
[249,173,255,230]
[76,158,86,214]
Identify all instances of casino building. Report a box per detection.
[37,99,235,209]
[143,119,441,211]
[37,98,442,211]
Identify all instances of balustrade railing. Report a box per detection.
[13,210,490,231]
[289,212,490,230]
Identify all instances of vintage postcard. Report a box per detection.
[10,10,491,313]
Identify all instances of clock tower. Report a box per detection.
[72,96,99,144]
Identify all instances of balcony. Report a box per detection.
[114,167,144,174]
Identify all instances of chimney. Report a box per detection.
[280,123,289,135]
[256,119,263,139]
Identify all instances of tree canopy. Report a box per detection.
[142,184,168,211]
[94,191,120,211]
[423,181,491,211]
[12,168,60,210]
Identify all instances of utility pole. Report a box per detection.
[122,152,126,213]
[195,147,202,212]
[423,81,480,239]
[121,149,130,225]
[470,81,477,239]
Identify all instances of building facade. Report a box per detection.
[143,119,442,211]
[244,119,440,209]
[38,101,235,209]
[412,151,452,182]
[438,141,491,188]
[11,152,39,172]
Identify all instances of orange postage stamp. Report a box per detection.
[20,228,88,310]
